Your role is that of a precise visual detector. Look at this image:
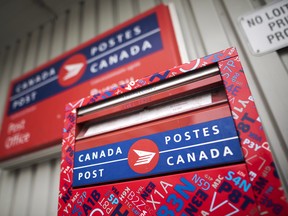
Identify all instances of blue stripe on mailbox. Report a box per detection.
[73,116,243,187]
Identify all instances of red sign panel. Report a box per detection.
[58,48,288,215]
[0,4,181,160]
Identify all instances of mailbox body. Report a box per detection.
[58,48,288,215]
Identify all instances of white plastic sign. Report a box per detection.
[239,0,288,55]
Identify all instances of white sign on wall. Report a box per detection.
[239,0,288,55]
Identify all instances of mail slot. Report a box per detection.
[58,48,288,215]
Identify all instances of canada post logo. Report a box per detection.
[128,139,159,174]
[58,54,87,87]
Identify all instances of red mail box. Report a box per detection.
[58,47,288,215]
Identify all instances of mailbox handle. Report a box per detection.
[77,64,219,116]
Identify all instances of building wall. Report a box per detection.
[0,0,287,215]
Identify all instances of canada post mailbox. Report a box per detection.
[58,48,288,215]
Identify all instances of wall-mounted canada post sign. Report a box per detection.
[0,4,181,160]
[58,48,288,215]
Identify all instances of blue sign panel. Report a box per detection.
[9,13,162,115]
[73,116,243,187]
